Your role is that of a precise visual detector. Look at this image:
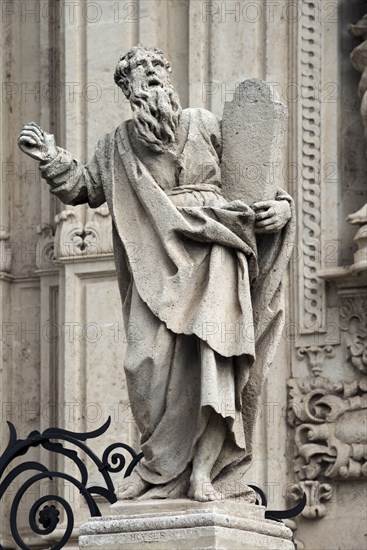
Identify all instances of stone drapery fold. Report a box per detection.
[39,108,295,489]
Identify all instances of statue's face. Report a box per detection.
[121,49,182,153]
[127,52,171,93]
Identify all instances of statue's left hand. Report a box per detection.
[253,200,291,234]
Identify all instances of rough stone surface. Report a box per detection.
[221,79,288,206]
[79,500,294,549]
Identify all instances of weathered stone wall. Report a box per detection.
[1,1,366,548]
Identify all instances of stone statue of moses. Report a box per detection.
[18,45,295,502]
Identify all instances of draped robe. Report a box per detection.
[40,108,295,496]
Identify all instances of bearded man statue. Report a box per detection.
[18,45,295,502]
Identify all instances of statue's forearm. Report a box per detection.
[40,146,106,208]
[17,121,106,208]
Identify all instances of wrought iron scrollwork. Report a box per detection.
[249,484,307,522]
[249,484,307,550]
[0,418,305,549]
[0,417,143,550]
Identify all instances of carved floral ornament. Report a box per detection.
[288,375,367,521]
[35,224,56,270]
[291,379,367,479]
[289,298,367,518]
[291,480,333,520]
[284,16,367,519]
[288,335,367,523]
[54,204,113,259]
[340,297,367,374]
[35,204,113,267]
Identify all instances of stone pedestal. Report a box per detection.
[79,499,294,549]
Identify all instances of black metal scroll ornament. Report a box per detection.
[0,419,305,550]
[0,417,143,550]
[249,485,307,550]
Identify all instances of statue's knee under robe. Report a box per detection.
[124,283,251,486]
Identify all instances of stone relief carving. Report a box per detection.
[17,45,295,504]
[348,13,367,273]
[84,203,113,257]
[299,0,325,333]
[288,298,367,518]
[288,375,367,481]
[340,297,367,374]
[35,202,113,264]
[35,223,56,271]
[288,10,367,523]
[290,480,333,519]
[297,345,336,377]
[54,209,85,258]
[54,204,113,260]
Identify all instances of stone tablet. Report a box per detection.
[221,79,288,206]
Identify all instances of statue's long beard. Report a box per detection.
[129,82,182,153]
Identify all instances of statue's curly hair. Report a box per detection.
[114,45,172,99]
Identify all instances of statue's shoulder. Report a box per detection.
[184,107,221,124]
[93,122,132,156]
[93,126,120,150]
[112,121,129,141]
[183,108,221,139]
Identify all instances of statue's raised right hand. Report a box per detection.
[18,122,58,163]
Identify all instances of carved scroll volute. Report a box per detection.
[36,224,56,270]
[288,375,367,489]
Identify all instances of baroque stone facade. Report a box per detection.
[1,1,367,549]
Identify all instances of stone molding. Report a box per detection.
[298,0,325,334]
[79,500,294,550]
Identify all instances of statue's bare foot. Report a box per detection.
[188,477,222,502]
[117,470,151,500]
